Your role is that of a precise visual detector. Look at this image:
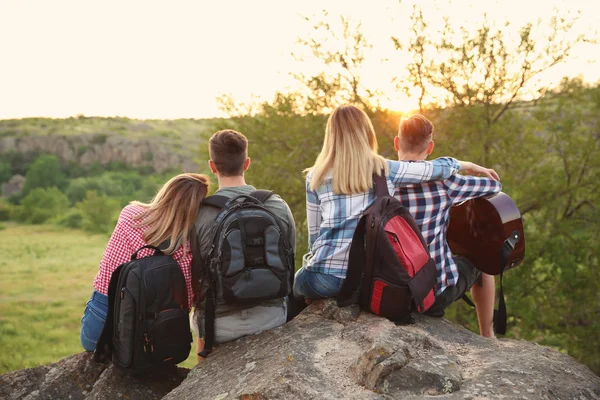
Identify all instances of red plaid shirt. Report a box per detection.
[93,204,193,307]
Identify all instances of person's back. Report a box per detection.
[393,115,501,337]
[192,129,295,358]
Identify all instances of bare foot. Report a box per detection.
[305,298,314,305]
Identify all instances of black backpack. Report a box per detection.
[337,174,437,323]
[197,190,294,357]
[94,245,192,374]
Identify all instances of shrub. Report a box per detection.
[22,154,67,195]
[0,200,11,221]
[56,208,84,229]
[19,187,69,224]
[77,191,120,234]
[0,160,12,184]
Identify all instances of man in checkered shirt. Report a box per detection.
[393,115,501,338]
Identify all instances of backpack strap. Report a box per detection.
[249,190,273,204]
[337,217,367,306]
[189,226,205,306]
[198,284,216,358]
[93,264,123,362]
[202,195,229,209]
[493,238,514,335]
[373,172,389,198]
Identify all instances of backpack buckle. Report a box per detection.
[247,238,264,246]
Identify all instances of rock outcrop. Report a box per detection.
[1,174,25,197]
[1,300,599,399]
[0,134,197,173]
[0,352,188,400]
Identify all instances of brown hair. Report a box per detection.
[131,173,210,255]
[209,129,248,177]
[399,114,434,153]
[306,105,388,194]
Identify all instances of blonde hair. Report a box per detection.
[131,173,210,255]
[307,105,388,194]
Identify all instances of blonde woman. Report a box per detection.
[80,173,210,351]
[293,105,495,299]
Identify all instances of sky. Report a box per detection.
[0,0,598,119]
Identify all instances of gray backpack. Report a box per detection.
[196,190,294,357]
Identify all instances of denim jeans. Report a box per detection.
[80,291,108,351]
[293,267,345,299]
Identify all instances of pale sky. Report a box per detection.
[0,0,598,119]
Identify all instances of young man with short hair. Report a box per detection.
[192,129,296,357]
[394,115,501,338]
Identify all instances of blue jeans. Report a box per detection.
[293,267,345,299]
[80,291,108,351]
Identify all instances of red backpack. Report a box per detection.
[337,174,437,323]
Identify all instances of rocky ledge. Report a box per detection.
[1,299,599,400]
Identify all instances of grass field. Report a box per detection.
[0,222,197,374]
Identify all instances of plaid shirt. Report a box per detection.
[304,157,461,279]
[93,204,194,307]
[394,173,502,295]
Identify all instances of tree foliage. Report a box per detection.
[22,155,67,196]
[76,191,120,234]
[0,160,12,184]
[15,187,70,224]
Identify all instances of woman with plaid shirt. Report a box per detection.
[293,105,494,300]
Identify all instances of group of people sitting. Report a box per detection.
[80,105,501,362]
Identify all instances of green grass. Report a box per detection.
[0,222,197,373]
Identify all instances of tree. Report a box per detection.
[393,7,587,166]
[22,155,67,196]
[77,191,120,234]
[293,12,379,114]
[17,187,69,224]
[0,160,12,184]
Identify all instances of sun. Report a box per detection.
[381,93,420,116]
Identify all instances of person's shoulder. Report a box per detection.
[196,200,220,229]
[264,193,294,221]
[385,159,430,176]
[118,204,145,223]
[265,192,290,210]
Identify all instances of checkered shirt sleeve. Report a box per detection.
[388,157,460,185]
[444,173,502,204]
[306,178,321,250]
[92,204,194,307]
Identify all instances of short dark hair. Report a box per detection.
[209,130,248,177]
[399,114,434,153]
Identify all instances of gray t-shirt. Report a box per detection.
[192,185,296,340]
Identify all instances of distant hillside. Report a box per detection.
[0,116,226,173]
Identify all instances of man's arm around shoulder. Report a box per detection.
[444,173,502,205]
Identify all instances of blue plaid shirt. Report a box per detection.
[304,157,461,279]
[394,174,502,294]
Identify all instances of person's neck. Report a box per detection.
[217,174,247,188]
[398,151,427,161]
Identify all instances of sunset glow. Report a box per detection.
[0,0,598,119]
